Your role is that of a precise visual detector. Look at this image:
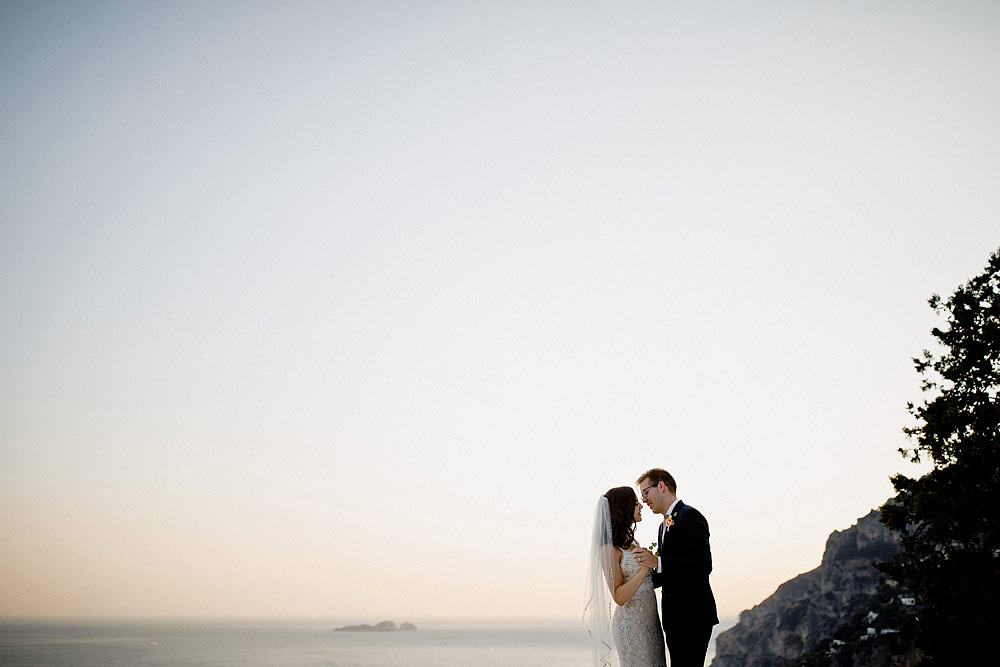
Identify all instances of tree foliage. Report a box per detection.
[878,248,1000,665]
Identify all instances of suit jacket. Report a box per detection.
[651,500,719,627]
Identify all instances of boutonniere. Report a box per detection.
[664,515,675,531]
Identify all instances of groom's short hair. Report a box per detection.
[638,468,676,494]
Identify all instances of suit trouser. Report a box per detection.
[663,620,713,667]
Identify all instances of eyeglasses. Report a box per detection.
[640,484,657,500]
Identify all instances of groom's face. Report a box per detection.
[639,478,668,514]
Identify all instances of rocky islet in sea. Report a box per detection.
[334,621,417,632]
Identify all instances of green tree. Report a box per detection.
[879,248,1000,665]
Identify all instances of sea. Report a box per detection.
[0,618,736,666]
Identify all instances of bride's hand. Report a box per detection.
[632,547,657,570]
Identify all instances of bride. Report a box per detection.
[584,486,667,667]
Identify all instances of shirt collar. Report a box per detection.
[666,498,680,517]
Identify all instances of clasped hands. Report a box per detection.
[632,546,658,569]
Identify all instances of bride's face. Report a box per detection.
[633,499,643,523]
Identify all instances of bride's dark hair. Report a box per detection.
[604,486,637,549]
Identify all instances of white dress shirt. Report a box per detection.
[657,499,680,573]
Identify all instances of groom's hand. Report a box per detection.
[633,547,657,569]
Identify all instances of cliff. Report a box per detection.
[711,510,901,667]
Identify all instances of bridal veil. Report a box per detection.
[584,495,618,667]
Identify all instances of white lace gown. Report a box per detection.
[612,548,667,667]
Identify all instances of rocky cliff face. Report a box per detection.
[711,510,899,667]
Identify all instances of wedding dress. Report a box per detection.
[585,497,667,667]
[612,548,667,667]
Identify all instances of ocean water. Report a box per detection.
[0,618,733,666]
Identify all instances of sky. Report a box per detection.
[1,0,998,621]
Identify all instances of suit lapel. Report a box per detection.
[661,501,684,550]
[672,500,686,520]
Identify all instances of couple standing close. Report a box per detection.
[585,468,719,667]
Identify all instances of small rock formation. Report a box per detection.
[334,620,417,632]
[711,510,900,667]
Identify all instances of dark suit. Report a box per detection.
[651,500,719,667]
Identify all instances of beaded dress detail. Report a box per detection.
[612,548,667,667]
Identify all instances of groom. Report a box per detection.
[634,468,719,667]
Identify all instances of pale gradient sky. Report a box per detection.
[1,0,998,621]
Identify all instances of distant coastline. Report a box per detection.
[334,621,416,632]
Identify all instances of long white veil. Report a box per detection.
[583,496,618,667]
